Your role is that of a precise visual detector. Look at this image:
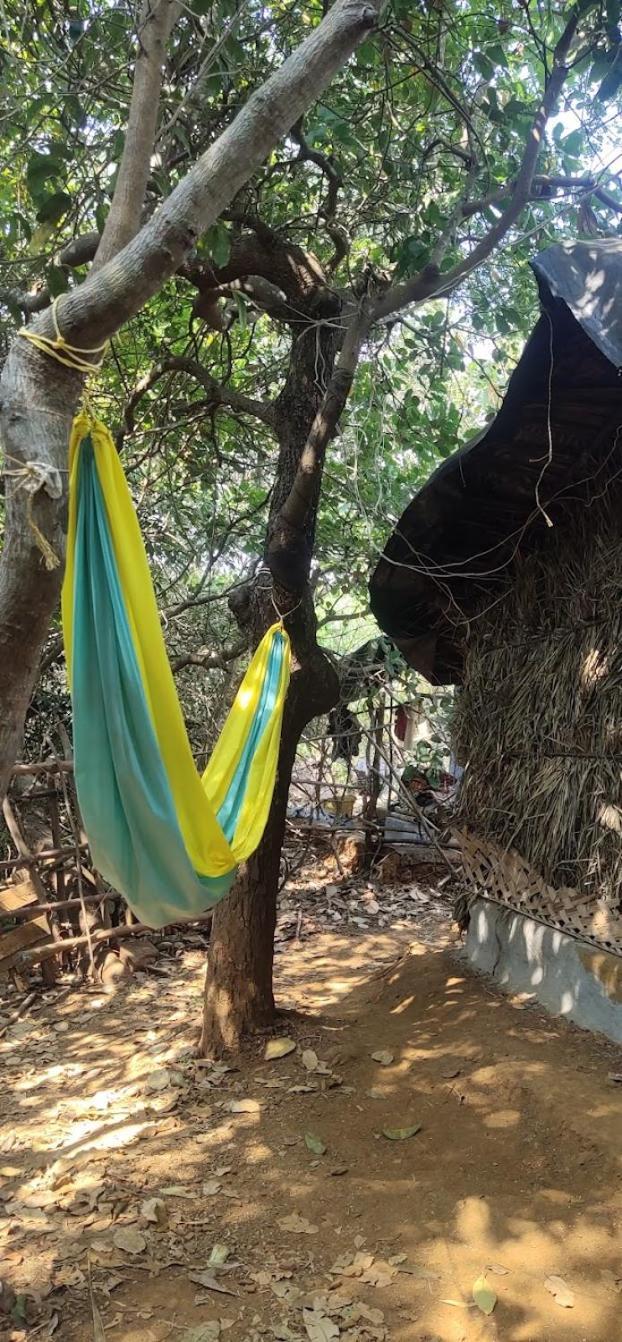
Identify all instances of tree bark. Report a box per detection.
[200,648,338,1056]
[0,0,381,804]
[200,291,343,1054]
[94,0,181,270]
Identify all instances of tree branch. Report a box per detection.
[94,0,181,270]
[267,305,369,591]
[373,0,598,322]
[460,174,621,220]
[172,638,246,672]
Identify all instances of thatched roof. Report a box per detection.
[369,240,622,685]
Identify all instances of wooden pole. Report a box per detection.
[11,759,73,776]
[13,912,213,967]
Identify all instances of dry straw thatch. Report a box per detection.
[454,488,622,910]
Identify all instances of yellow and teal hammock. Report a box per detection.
[61,413,290,929]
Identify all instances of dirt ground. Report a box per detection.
[1,874,622,1342]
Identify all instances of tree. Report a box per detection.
[200,0,622,1051]
[1,0,621,1050]
[0,0,383,800]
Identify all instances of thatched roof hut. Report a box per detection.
[370,239,622,685]
[369,241,622,1010]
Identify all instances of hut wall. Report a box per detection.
[455,489,622,911]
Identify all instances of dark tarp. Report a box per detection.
[369,240,622,685]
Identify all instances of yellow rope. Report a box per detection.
[9,297,107,566]
[3,457,64,571]
[18,296,107,374]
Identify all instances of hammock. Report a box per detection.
[61,413,291,928]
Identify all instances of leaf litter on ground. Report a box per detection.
[305,1132,327,1156]
[381,1123,421,1141]
[265,1038,297,1061]
[545,1274,575,1307]
[280,1213,318,1235]
[472,1276,497,1315]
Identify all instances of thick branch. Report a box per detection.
[0,234,102,317]
[12,0,381,355]
[172,638,246,672]
[292,119,343,218]
[146,355,276,425]
[267,306,368,593]
[94,0,181,269]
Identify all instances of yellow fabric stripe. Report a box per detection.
[63,415,291,875]
[203,622,291,861]
[226,643,290,858]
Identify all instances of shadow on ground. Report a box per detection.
[1,900,621,1342]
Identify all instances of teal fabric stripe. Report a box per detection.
[71,437,235,928]
[216,631,285,842]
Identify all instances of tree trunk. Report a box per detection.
[200,649,338,1055]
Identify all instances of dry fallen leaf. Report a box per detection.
[208,1243,230,1266]
[180,1326,221,1341]
[229,1098,261,1114]
[141,1197,167,1227]
[202,1179,222,1196]
[305,1132,327,1156]
[359,1259,398,1288]
[381,1123,421,1141]
[265,1038,296,1061]
[545,1275,575,1308]
[188,1271,236,1296]
[472,1276,497,1315]
[371,1051,394,1067]
[487,1263,510,1275]
[280,1213,318,1235]
[144,1068,172,1092]
[302,1308,339,1342]
[112,1227,147,1256]
[301,1049,319,1072]
[331,1252,374,1277]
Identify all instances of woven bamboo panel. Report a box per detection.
[454,827,622,958]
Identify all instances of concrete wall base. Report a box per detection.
[465,898,622,1045]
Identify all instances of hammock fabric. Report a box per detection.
[61,413,291,928]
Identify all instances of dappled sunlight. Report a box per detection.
[2,895,622,1341]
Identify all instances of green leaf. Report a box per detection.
[381,1123,422,1141]
[45,264,69,297]
[26,152,63,199]
[235,291,248,332]
[204,221,231,269]
[473,1276,497,1315]
[305,1131,327,1156]
[36,191,71,224]
[473,51,494,80]
[560,129,583,159]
